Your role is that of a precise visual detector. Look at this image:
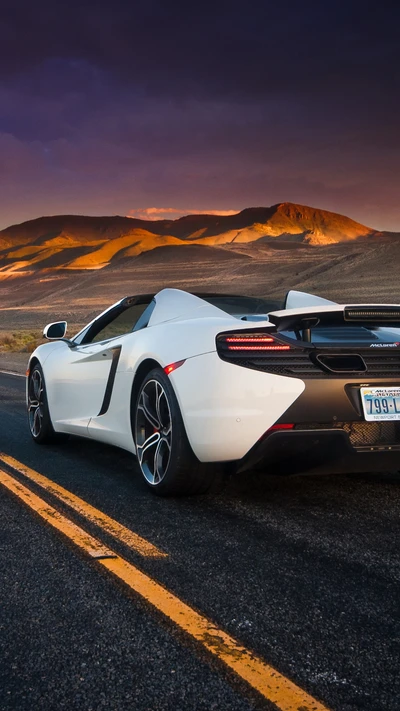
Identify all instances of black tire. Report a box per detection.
[27,364,67,444]
[133,367,219,496]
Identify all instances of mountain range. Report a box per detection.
[0,202,399,333]
[0,202,398,277]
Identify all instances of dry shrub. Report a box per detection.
[0,331,45,353]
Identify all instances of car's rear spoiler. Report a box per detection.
[268,304,400,340]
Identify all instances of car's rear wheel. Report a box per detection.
[134,368,217,496]
[28,364,65,444]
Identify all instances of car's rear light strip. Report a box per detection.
[227,344,291,351]
[226,337,275,343]
[218,332,293,354]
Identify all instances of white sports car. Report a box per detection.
[27,288,400,495]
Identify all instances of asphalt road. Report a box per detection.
[0,370,400,711]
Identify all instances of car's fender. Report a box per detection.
[169,351,305,462]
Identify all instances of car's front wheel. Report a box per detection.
[133,368,217,496]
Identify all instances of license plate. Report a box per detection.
[361,387,400,421]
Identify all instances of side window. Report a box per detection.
[90,303,150,343]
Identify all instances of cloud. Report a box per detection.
[127,207,239,221]
[1,0,399,105]
[0,5,400,232]
[2,0,400,107]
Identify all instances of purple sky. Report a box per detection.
[1,0,400,231]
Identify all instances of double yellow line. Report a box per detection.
[0,453,165,558]
[0,453,330,711]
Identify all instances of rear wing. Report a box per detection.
[268,304,400,341]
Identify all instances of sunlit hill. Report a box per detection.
[0,202,396,276]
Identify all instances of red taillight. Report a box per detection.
[164,359,186,375]
[226,337,275,343]
[225,335,291,351]
[216,330,294,360]
[227,344,291,351]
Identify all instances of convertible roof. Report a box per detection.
[121,291,255,305]
[121,289,283,326]
[148,289,234,326]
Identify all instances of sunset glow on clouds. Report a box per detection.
[127,208,239,221]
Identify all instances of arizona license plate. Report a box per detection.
[361,387,400,421]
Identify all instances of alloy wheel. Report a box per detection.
[28,368,44,438]
[135,379,172,485]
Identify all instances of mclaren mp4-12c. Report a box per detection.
[27,288,400,494]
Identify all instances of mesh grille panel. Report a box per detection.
[295,421,400,447]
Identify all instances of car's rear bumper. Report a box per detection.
[238,427,400,474]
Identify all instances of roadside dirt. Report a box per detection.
[0,353,29,375]
[0,239,399,334]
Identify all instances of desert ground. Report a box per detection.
[0,239,399,334]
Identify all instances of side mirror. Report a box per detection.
[43,321,67,340]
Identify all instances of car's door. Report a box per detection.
[46,300,152,435]
[45,339,121,434]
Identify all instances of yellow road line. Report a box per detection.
[0,466,330,711]
[0,470,115,559]
[102,556,330,711]
[0,453,166,559]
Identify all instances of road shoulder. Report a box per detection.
[0,353,29,376]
